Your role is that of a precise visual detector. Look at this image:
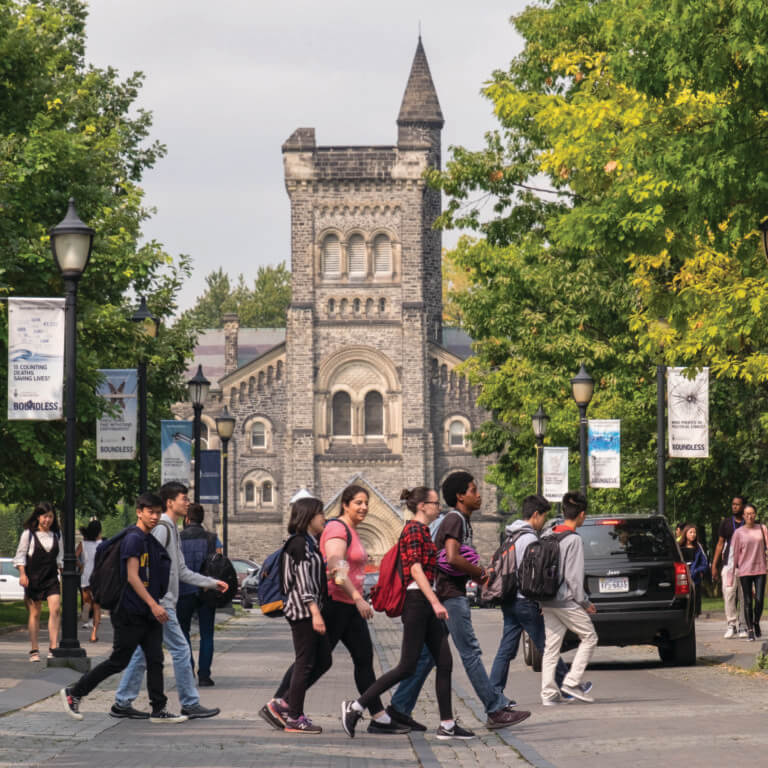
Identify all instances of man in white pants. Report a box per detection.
[711,496,747,638]
[540,492,597,705]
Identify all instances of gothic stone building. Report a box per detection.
[180,40,500,564]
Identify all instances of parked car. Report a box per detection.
[240,566,261,609]
[0,558,24,601]
[522,514,696,670]
[363,571,379,601]
[230,557,260,602]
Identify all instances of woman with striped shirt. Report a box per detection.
[261,497,331,734]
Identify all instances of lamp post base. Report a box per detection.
[49,647,90,673]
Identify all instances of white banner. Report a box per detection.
[96,369,137,460]
[668,367,709,458]
[588,419,621,488]
[542,447,569,503]
[7,298,65,420]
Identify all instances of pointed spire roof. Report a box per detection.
[397,37,444,127]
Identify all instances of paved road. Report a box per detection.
[1,607,766,767]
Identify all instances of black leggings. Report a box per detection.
[739,574,766,631]
[275,599,383,715]
[358,590,453,721]
[285,618,332,718]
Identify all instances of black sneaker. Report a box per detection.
[60,687,83,721]
[341,700,362,738]
[436,722,475,740]
[149,709,188,724]
[386,705,427,732]
[366,719,410,734]
[259,703,285,730]
[198,676,215,687]
[110,703,150,720]
[181,703,220,719]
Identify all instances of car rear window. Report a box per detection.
[581,518,677,559]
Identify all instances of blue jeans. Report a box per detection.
[115,605,199,710]
[177,593,216,679]
[490,597,568,694]
[391,595,508,716]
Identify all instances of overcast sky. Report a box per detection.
[84,1,529,312]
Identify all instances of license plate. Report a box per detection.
[599,576,629,593]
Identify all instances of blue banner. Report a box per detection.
[161,420,193,485]
[199,450,221,504]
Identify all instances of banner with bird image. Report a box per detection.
[96,369,137,460]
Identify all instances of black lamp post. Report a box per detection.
[187,365,210,502]
[131,297,159,493]
[531,404,549,496]
[50,198,93,670]
[215,407,236,558]
[570,364,595,497]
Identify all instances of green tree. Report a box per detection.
[0,0,195,516]
[428,0,768,534]
[185,263,291,329]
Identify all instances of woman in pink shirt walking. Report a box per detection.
[731,503,768,641]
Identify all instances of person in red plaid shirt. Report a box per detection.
[341,488,475,741]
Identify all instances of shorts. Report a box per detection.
[25,581,60,602]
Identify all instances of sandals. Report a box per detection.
[29,649,40,662]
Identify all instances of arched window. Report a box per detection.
[373,234,392,274]
[348,234,365,276]
[379,297,386,313]
[251,422,266,449]
[364,391,384,436]
[322,234,341,276]
[353,298,361,314]
[245,482,255,503]
[449,420,466,447]
[262,481,273,504]
[332,391,351,435]
[328,298,335,314]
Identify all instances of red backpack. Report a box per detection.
[370,536,405,617]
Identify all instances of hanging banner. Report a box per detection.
[7,298,65,420]
[199,450,221,504]
[542,447,569,503]
[96,369,137,460]
[161,420,193,485]
[668,367,709,458]
[588,419,621,488]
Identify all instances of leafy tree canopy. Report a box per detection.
[432,0,768,532]
[183,264,291,329]
[0,0,195,520]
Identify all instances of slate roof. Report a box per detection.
[397,37,444,126]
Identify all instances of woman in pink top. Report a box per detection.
[731,504,768,641]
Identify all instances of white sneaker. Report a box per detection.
[560,684,594,703]
[738,629,749,639]
[724,625,736,639]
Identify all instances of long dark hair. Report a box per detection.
[79,519,102,541]
[288,497,324,535]
[400,487,432,514]
[24,502,60,534]
[341,484,369,510]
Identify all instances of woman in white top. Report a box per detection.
[76,519,102,643]
[13,502,63,662]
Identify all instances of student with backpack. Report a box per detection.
[489,495,580,701]
[111,483,227,720]
[267,485,407,736]
[259,497,332,734]
[60,493,182,722]
[540,492,597,705]
[342,487,473,740]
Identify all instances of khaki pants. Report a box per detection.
[541,604,597,703]
[722,563,746,629]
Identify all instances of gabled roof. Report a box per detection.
[397,37,444,127]
[185,328,286,381]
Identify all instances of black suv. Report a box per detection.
[523,514,696,669]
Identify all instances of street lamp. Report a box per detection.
[131,297,159,493]
[50,198,93,670]
[531,404,549,496]
[215,406,236,558]
[187,365,210,503]
[570,364,595,497]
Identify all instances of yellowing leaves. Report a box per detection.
[46,98,62,111]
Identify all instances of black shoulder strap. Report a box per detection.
[332,518,353,548]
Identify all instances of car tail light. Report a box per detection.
[598,519,623,525]
[674,562,690,595]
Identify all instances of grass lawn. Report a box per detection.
[701,596,724,613]
[0,600,48,628]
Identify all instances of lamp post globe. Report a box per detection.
[531,404,549,496]
[49,198,93,669]
[131,297,159,493]
[570,364,594,498]
[215,407,236,558]
[187,365,210,503]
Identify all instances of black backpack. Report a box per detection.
[89,527,133,611]
[518,530,575,601]
[199,553,238,608]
